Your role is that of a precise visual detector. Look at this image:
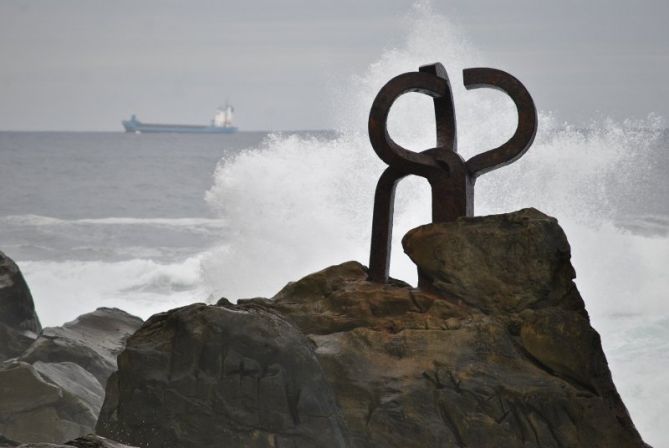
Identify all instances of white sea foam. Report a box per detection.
[200,4,668,446]
[1,214,227,228]
[1,214,228,262]
[19,256,207,326]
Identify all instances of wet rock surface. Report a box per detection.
[0,361,103,443]
[19,308,143,386]
[0,251,41,335]
[402,208,584,314]
[61,434,137,448]
[0,252,40,362]
[0,324,35,365]
[0,308,142,444]
[96,208,647,447]
[96,303,350,448]
[0,252,142,446]
[6,434,137,447]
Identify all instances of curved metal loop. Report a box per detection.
[463,68,538,178]
[368,63,457,177]
[367,63,538,285]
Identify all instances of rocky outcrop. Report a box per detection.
[0,252,40,362]
[0,325,35,365]
[0,251,41,334]
[402,208,584,313]
[0,361,104,443]
[96,208,647,447]
[19,308,143,386]
[0,250,142,446]
[97,303,351,447]
[0,308,142,444]
[4,434,138,447]
[61,434,138,448]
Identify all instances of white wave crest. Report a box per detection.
[1,214,227,228]
[200,5,668,446]
[19,256,207,326]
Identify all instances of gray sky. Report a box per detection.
[0,0,667,131]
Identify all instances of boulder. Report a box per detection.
[0,251,41,334]
[265,209,646,447]
[0,252,142,444]
[11,434,137,447]
[0,252,40,362]
[96,303,351,447]
[0,323,35,364]
[96,208,647,447]
[19,308,143,386]
[0,307,141,444]
[0,434,19,446]
[0,361,104,444]
[62,434,137,448]
[402,208,584,313]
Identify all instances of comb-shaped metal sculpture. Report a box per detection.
[367,62,538,285]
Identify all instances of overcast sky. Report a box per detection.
[0,0,667,131]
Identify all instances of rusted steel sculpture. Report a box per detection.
[367,63,537,284]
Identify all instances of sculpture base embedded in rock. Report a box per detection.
[97,209,647,448]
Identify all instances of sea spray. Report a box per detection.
[201,5,667,446]
[20,256,206,325]
[201,8,665,314]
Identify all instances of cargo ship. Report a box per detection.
[122,105,238,134]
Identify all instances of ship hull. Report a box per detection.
[122,120,238,134]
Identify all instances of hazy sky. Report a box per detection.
[1,0,667,131]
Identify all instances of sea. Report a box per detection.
[2,10,668,447]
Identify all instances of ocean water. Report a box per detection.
[2,6,668,447]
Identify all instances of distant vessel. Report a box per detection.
[122,105,238,134]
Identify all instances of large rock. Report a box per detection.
[0,361,104,443]
[0,252,40,362]
[0,308,142,444]
[9,434,138,447]
[0,251,41,334]
[62,434,138,448]
[0,252,142,445]
[96,208,646,447]
[96,303,351,447]
[0,324,36,364]
[266,209,645,447]
[402,208,584,313]
[20,308,143,386]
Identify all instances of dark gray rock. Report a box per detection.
[96,303,351,448]
[63,434,137,448]
[0,323,35,364]
[0,361,104,443]
[0,434,19,446]
[0,251,40,334]
[0,308,142,444]
[0,252,40,362]
[13,434,137,447]
[19,308,143,386]
[97,209,647,447]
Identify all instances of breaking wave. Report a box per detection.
[20,257,206,326]
[200,5,668,446]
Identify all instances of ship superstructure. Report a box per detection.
[122,105,238,134]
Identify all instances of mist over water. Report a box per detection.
[202,7,668,445]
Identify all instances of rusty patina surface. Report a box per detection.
[367,62,537,284]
